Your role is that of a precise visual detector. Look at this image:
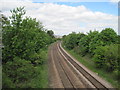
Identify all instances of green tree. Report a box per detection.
[89,28,117,56]
[93,44,119,72]
[78,31,99,56]
[63,32,78,49]
[78,35,89,56]
[76,33,86,45]
[2,7,26,63]
[100,28,117,45]
[47,30,54,38]
[89,34,105,56]
[2,7,53,88]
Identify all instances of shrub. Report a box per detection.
[93,44,119,72]
[100,28,117,45]
[2,72,15,88]
[3,57,36,87]
[78,35,89,56]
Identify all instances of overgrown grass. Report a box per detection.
[0,65,2,89]
[26,63,48,88]
[29,49,49,88]
[62,45,119,89]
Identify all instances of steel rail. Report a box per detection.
[57,42,109,89]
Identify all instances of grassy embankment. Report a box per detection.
[62,44,119,89]
[0,65,2,89]
[0,48,2,89]
[30,49,48,88]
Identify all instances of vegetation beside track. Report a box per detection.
[62,29,120,88]
[2,7,55,88]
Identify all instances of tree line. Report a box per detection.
[63,28,120,81]
[2,7,55,88]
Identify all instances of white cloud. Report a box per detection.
[110,0,119,3]
[0,0,118,35]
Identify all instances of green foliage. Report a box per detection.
[93,44,119,76]
[78,35,89,56]
[63,32,85,50]
[63,32,76,49]
[89,28,117,56]
[3,57,36,87]
[2,7,53,88]
[89,34,105,56]
[117,35,120,44]
[63,28,119,85]
[76,33,86,45]
[2,72,15,88]
[47,30,54,38]
[93,46,108,68]
[100,28,117,45]
[63,45,120,88]
[87,30,99,40]
[3,13,52,63]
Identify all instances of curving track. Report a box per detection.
[48,42,114,89]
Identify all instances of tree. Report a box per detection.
[63,32,78,49]
[47,30,54,38]
[93,44,119,72]
[89,33,105,56]
[117,35,120,44]
[78,31,99,56]
[89,28,117,56]
[62,35,66,39]
[2,7,26,63]
[2,7,54,88]
[76,33,86,45]
[2,7,52,63]
[78,35,89,56]
[100,28,117,45]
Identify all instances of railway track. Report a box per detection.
[48,42,114,89]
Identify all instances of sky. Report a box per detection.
[0,0,119,35]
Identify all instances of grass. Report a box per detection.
[62,45,119,89]
[27,63,48,88]
[39,64,48,88]
[29,49,49,88]
[0,65,2,89]
[0,48,1,89]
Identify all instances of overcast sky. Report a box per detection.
[0,0,119,36]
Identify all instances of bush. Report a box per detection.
[3,57,36,87]
[63,32,86,50]
[2,72,15,88]
[93,46,107,68]
[89,28,117,56]
[78,35,89,56]
[78,31,99,56]
[93,44,119,72]
[89,34,105,56]
[100,28,117,45]
[63,32,78,49]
